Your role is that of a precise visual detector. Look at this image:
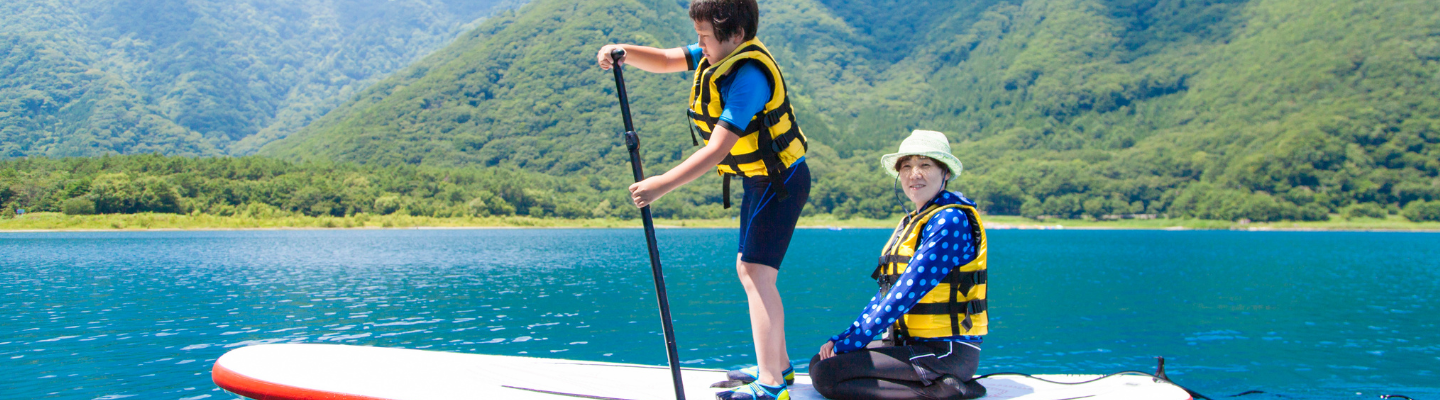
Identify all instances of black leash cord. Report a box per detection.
[978,372,1418,399]
[977,371,1216,399]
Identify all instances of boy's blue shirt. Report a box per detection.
[686,44,771,133]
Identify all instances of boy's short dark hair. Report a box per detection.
[689,0,758,41]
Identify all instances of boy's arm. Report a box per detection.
[627,63,768,208]
[596,44,690,73]
[627,126,738,208]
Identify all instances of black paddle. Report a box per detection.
[608,48,686,400]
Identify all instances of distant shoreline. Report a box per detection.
[2,212,1438,233]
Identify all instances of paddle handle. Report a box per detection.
[611,48,635,133]
[610,48,686,400]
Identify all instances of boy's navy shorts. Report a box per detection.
[738,160,811,270]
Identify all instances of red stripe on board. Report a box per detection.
[212,363,392,400]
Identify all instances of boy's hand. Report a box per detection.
[628,176,669,208]
[597,44,626,70]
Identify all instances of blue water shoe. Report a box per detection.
[723,365,794,386]
[716,381,789,400]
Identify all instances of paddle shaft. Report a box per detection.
[610,48,686,400]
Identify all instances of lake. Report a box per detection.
[2,228,1437,399]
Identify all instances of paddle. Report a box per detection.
[608,48,687,400]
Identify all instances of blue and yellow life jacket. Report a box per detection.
[872,202,989,339]
[687,39,807,207]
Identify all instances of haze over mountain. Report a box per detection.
[1,0,518,157]
[259,0,1440,220]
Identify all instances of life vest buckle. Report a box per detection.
[763,110,783,128]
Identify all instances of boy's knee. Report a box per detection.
[734,260,773,279]
[734,263,753,285]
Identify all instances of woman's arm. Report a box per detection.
[627,125,739,208]
[596,44,690,73]
[829,207,978,353]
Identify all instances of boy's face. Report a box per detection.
[693,19,744,65]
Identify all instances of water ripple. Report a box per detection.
[1,229,1438,399]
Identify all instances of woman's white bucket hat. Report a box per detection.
[880,130,963,179]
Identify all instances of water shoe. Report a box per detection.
[712,365,794,388]
[715,381,788,400]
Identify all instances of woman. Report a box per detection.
[809,130,988,400]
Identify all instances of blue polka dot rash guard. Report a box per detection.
[830,191,983,353]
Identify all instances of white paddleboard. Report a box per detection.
[212,344,1192,400]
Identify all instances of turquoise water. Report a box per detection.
[2,228,1437,399]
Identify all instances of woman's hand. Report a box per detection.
[628,176,670,208]
[818,341,836,360]
[596,44,626,70]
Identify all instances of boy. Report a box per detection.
[596,1,809,399]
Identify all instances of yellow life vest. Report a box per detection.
[687,39,808,185]
[872,202,989,340]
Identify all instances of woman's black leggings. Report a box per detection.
[808,341,984,400]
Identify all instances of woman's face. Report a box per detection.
[693,20,744,65]
[896,156,948,208]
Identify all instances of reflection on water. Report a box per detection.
[1,229,1437,399]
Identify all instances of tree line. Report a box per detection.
[4,154,1440,223]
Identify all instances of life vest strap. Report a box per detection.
[685,115,700,147]
[688,109,718,125]
[874,269,987,295]
[909,300,987,316]
[758,100,808,151]
[720,151,767,165]
[895,312,912,343]
[689,110,715,145]
[895,300,987,341]
[877,254,910,266]
[762,104,786,127]
[742,100,790,132]
[878,269,986,284]
[755,128,789,201]
[722,175,732,209]
[949,267,963,334]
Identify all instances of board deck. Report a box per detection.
[212,344,1191,400]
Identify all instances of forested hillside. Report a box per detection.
[5,0,1439,223]
[0,155,614,221]
[261,0,1440,221]
[0,0,518,157]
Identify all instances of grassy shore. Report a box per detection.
[2,212,1438,232]
[982,215,1440,231]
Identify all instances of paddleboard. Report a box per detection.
[212,344,1192,400]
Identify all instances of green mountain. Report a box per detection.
[261,0,1440,221]
[0,0,518,157]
